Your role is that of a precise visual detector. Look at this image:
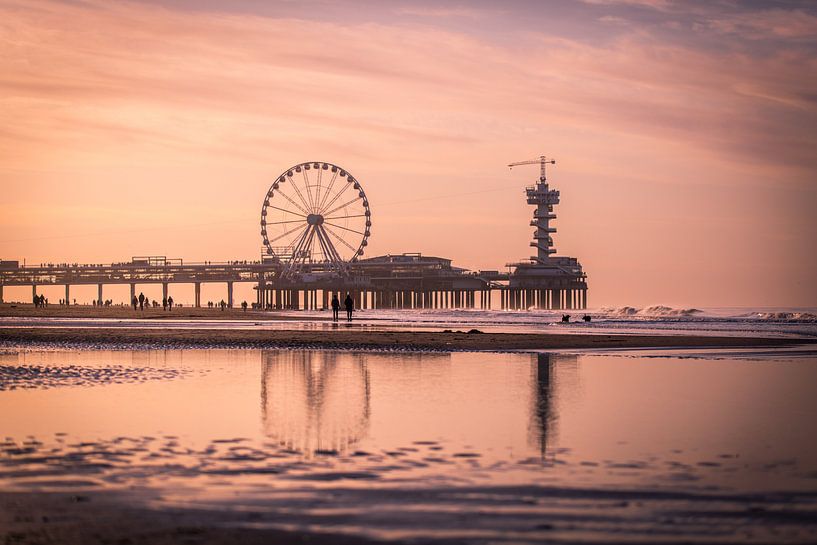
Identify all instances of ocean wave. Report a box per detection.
[599,306,703,317]
[739,311,817,322]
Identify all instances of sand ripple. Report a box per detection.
[0,364,186,390]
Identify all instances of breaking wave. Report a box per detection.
[739,311,817,322]
[600,306,703,318]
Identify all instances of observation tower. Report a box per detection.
[506,156,588,310]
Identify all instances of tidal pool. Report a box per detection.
[1,348,816,543]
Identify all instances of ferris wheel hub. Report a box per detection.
[306,213,324,226]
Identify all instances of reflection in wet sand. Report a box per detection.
[529,353,578,455]
[3,349,817,543]
[261,350,372,454]
[260,350,578,460]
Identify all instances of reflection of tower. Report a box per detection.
[261,351,371,454]
[529,352,579,455]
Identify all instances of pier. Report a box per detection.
[0,253,586,310]
[1,157,588,310]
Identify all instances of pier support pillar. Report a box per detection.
[0,284,3,304]
[32,285,37,302]
[227,281,234,308]
[195,282,202,308]
[551,289,561,310]
[162,282,168,302]
[97,283,103,305]
[64,285,70,305]
[130,284,136,304]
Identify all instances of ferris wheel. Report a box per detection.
[260,162,371,276]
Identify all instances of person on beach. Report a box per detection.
[131,295,138,310]
[138,292,145,311]
[241,301,248,311]
[331,294,340,322]
[162,297,167,311]
[33,293,39,308]
[167,295,174,310]
[344,293,354,322]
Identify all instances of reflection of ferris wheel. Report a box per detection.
[260,162,371,276]
[261,351,371,455]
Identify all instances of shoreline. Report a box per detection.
[0,304,327,321]
[0,326,811,352]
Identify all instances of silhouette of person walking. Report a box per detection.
[331,294,340,322]
[167,295,174,310]
[138,292,145,311]
[344,293,354,322]
[132,295,138,310]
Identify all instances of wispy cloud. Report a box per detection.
[1,0,815,304]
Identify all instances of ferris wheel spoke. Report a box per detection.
[323,224,358,253]
[288,225,312,261]
[272,191,310,216]
[287,174,313,214]
[314,168,323,212]
[303,226,318,258]
[323,196,361,218]
[301,170,317,212]
[316,225,344,263]
[266,219,308,225]
[323,214,367,220]
[268,223,308,245]
[319,178,353,215]
[317,170,339,211]
[266,204,307,217]
[324,221,365,236]
[315,227,339,263]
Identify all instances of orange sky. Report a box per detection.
[1,0,815,307]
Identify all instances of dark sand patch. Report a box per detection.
[0,364,186,390]
[2,327,811,352]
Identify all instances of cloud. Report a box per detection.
[1,0,815,305]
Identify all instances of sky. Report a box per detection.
[1,0,816,307]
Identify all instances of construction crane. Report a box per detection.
[508,155,555,181]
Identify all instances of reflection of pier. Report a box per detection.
[261,350,371,454]
[529,353,578,455]
[261,350,576,459]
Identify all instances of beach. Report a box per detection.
[2,304,814,351]
[2,305,817,545]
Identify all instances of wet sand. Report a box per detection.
[0,491,383,545]
[0,326,811,351]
